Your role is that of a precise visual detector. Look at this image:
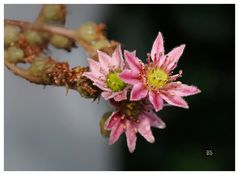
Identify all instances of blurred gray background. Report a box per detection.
[4,4,122,171]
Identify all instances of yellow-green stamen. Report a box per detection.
[119,100,146,121]
[146,67,168,90]
[107,71,126,92]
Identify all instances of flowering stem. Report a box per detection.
[4,5,118,100]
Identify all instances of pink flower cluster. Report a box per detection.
[84,32,201,153]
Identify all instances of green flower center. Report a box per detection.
[106,71,126,92]
[146,67,168,90]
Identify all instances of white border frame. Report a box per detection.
[1,1,237,175]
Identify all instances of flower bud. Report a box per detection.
[92,39,110,50]
[4,25,21,46]
[76,76,101,99]
[28,57,53,81]
[99,112,112,137]
[41,32,51,41]
[25,30,44,45]
[75,22,98,43]
[50,34,72,49]
[5,47,24,63]
[42,4,66,23]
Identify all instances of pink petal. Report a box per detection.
[160,92,189,109]
[87,58,103,76]
[104,112,120,130]
[97,50,112,73]
[148,91,164,112]
[93,82,110,92]
[160,55,171,70]
[112,45,124,69]
[114,89,128,101]
[101,91,117,99]
[119,69,141,85]
[83,72,106,87]
[130,50,136,57]
[164,82,201,97]
[101,91,114,100]
[83,72,110,92]
[168,73,182,81]
[130,83,148,101]
[138,115,155,143]
[151,32,164,62]
[164,44,185,71]
[125,120,137,153]
[109,122,124,145]
[102,89,127,101]
[124,50,142,73]
[145,111,166,129]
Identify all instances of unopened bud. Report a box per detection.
[4,25,21,46]
[28,57,53,81]
[76,76,101,99]
[5,47,24,63]
[42,4,66,23]
[25,30,45,45]
[76,22,98,43]
[99,111,112,137]
[50,34,72,49]
[41,32,51,41]
[92,39,110,50]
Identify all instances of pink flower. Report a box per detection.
[105,99,166,153]
[83,45,128,101]
[119,32,201,111]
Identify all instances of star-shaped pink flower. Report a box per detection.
[105,99,165,153]
[83,45,128,101]
[119,32,201,111]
